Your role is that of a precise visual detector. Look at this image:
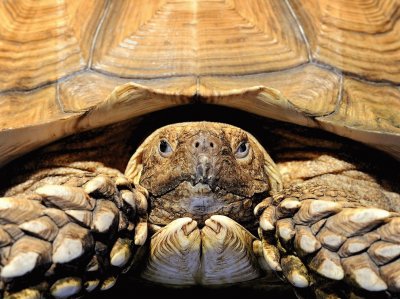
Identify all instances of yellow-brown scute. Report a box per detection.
[148,181,256,227]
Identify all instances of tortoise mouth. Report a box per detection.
[147,182,265,228]
[186,193,225,216]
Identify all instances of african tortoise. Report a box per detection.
[0,0,399,298]
[0,117,399,299]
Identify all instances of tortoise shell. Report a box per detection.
[0,0,399,166]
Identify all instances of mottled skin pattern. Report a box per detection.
[0,119,399,299]
[124,122,398,228]
[123,122,400,293]
[126,122,280,228]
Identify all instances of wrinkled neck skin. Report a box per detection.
[145,181,268,230]
[132,122,275,231]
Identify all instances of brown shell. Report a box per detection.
[0,0,399,166]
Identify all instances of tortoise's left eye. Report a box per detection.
[235,141,250,158]
[159,139,173,157]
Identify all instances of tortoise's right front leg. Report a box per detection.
[0,163,148,298]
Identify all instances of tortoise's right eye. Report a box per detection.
[158,139,173,157]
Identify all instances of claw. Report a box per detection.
[134,184,149,198]
[260,206,276,231]
[1,252,39,278]
[1,236,51,279]
[326,207,391,237]
[0,197,44,224]
[84,175,116,198]
[110,238,132,268]
[4,289,42,299]
[134,219,148,246]
[309,248,344,280]
[65,210,92,228]
[36,185,95,210]
[19,216,59,241]
[84,279,100,293]
[316,227,346,251]
[86,255,99,272]
[293,199,341,225]
[50,277,82,299]
[276,218,295,243]
[338,232,380,258]
[92,200,118,233]
[261,239,282,271]
[133,189,147,215]
[100,276,117,291]
[277,198,301,216]
[182,219,198,236]
[52,223,93,264]
[342,253,387,291]
[281,255,309,288]
[294,225,321,256]
[368,241,400,265]
[120,190,136,213]
[204,217,222,234]
[254,198,272,216]
[115,176,131,190]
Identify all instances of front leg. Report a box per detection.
[140,217,201,285]
[0,162,148,298]
[255,182,400,297]
[141,216,262,286]
[201,215,261,285]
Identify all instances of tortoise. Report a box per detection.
[1,116,399,299]
[0,0,399,298]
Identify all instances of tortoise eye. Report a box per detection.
[158,139,173,157]
[235,141,250,158]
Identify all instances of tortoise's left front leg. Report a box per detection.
[200,215,261,285]
[255,183,400,298]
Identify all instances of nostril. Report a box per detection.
[195,142,200,148]
[210,142,214,148]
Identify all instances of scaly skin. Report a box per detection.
[0,121,399,299]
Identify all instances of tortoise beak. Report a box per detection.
[194,154,214,185]
[191,131,221,187]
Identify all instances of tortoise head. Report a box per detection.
[125,122,282,227]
